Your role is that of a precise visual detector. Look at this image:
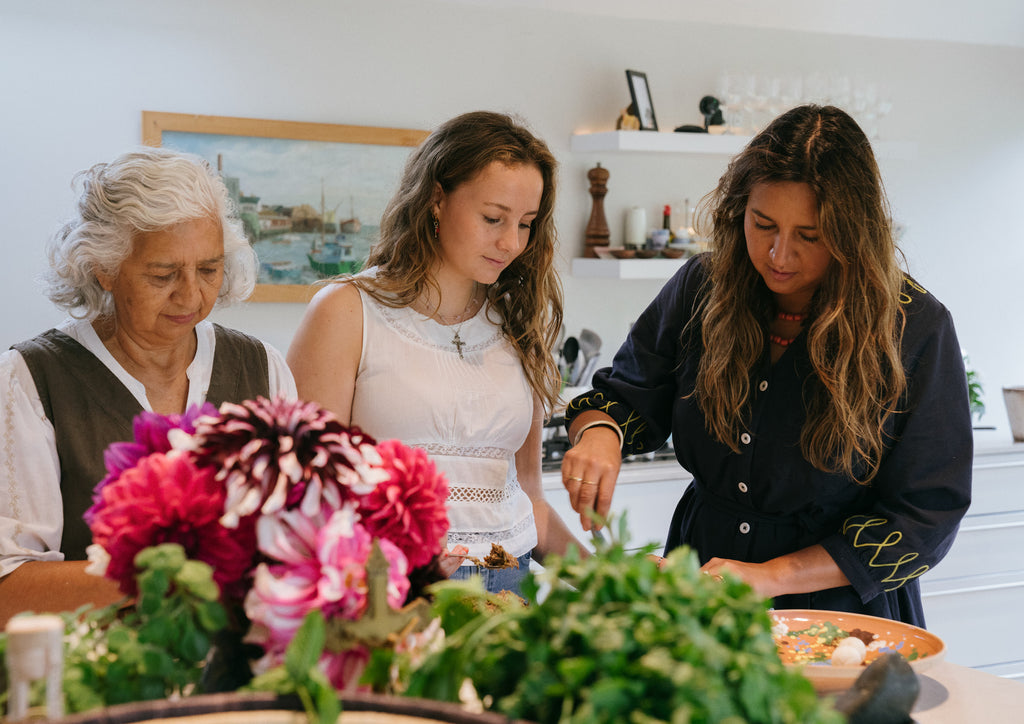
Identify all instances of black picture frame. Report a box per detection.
[626,69,658,131]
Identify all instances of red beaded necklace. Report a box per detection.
[771,310,807,346]
[776,311,807,322]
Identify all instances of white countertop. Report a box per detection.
[913,660,1024,722]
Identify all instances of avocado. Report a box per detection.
[834,652,921,724]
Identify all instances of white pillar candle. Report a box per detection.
[624,206,646,247]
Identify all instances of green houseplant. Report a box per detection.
[963,354,985,423]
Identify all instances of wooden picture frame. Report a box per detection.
[142,111,428,302]
[625,70,658,131]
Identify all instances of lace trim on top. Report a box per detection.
[448,515,536,547]
[418,442,507,460]
[376,302,504,355]
[448,476,524,504]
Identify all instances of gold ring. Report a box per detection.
[567,475,583,483]
[580,479,598,486]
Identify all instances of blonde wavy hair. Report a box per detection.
[342,111,563,415]
[695,105,906,483]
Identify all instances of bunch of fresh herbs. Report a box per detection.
[0,543,227,714]
[402,521,843,723]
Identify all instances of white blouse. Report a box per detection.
[350,283,538,563]
[0,318,296,577]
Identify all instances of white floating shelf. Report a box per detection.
[570,131,748,155]
[571,257,688,280]
[569,130,916,160]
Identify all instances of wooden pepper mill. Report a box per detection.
[583,163,610,257]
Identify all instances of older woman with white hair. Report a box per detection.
[0,147,296,624]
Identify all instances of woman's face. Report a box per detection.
[744,181,832,311]
[433,161,543,285]
[97,216,225,348]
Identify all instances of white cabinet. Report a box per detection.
[921,437,1024,679]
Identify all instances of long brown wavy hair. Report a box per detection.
[695,104,906,483]
[344,111,563,415]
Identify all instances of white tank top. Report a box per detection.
[350,279,538,562]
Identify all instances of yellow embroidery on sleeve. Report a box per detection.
[843,516,930,591]
[900,275,930,305]
[567,392,648,452]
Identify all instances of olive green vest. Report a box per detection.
[12,324,270,559]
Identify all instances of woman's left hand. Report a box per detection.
[701,545,849,600]
[701,557,777,598]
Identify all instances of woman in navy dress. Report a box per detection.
[561,105,972,627]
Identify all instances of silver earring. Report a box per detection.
[432,215,439,238]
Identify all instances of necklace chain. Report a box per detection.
[421,284,479,359]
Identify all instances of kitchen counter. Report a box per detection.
[542,429,1024,679]
[912,660,1024,722]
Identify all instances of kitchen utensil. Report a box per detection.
[577,356,601,388]
[561,337,579,383]
[579,329,602,359]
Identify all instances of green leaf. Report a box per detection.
[306,667,342,724]
[175,560,220,600]
[285,610,327,680]
[178,625,211,663]
[138,615,175,648]
[196,600,228,632]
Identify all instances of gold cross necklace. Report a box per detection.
[428,283,479,359]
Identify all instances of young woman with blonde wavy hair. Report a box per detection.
[561,105,971,626]
[289,111,583,595]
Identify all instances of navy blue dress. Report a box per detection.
[566,255,972,627]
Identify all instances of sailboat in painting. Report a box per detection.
[307,181,362,278]
[338,195,361,234]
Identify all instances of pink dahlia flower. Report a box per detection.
[87,451,254,598]
[188,397,390,528]
[244,505,409,691]
[357,439,450,569]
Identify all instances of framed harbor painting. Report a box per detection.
[142,111,428,302]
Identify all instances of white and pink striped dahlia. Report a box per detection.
[184,396,390,529]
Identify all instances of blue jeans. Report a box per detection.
[449,552,531,596]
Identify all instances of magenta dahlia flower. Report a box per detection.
[87,451,255,598]
[86,403,217,524]
[357,439,450,569]
[185,397,390,529]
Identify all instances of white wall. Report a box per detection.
[2,0,1023,433]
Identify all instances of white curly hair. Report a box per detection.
[43,146,257,317]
